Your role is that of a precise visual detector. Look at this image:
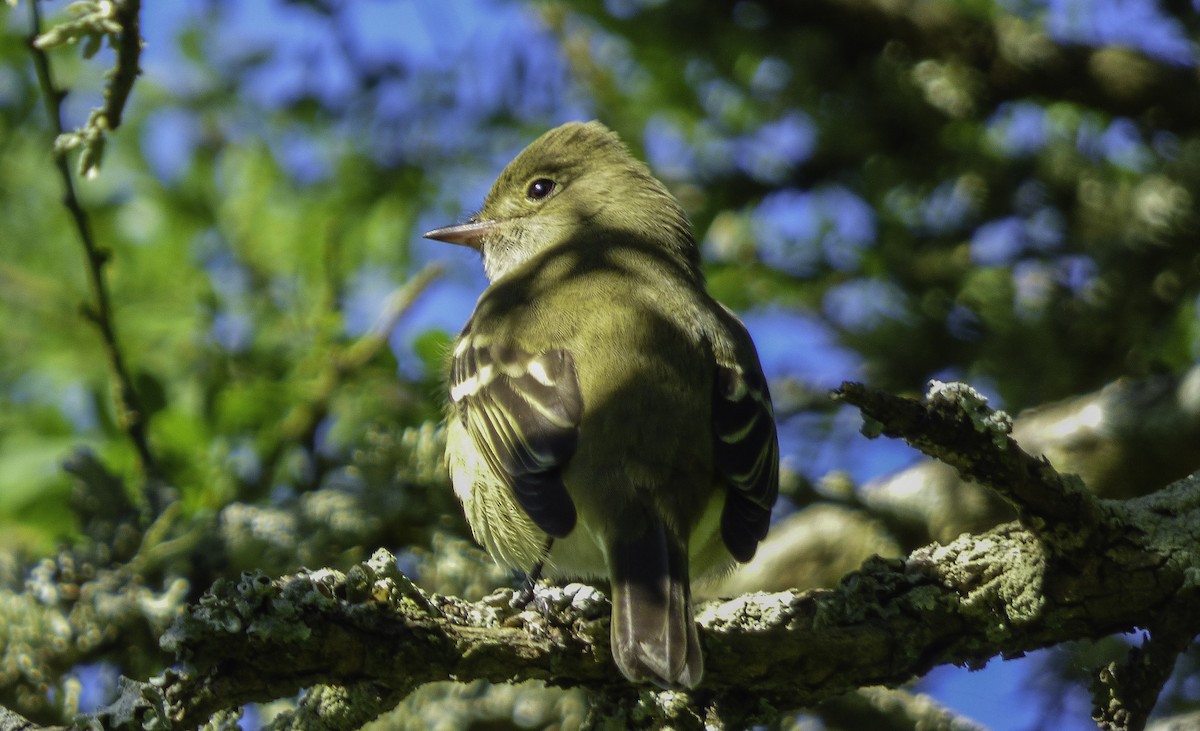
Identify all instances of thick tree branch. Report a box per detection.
[721,367,1200,598]
[87,452,1200,730]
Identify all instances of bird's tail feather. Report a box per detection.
[609,519,702,689]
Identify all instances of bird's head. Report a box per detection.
[425,121,697,281]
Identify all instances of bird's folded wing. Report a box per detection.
[712,345,780,562]
[451,337,583,538]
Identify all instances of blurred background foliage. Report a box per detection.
[1,0,1199,728]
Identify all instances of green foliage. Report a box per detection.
[568,0,1200,408]
[3,0,1200,726]
[1,0,451,553]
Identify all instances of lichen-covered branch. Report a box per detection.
[838,380,1200,729]
[858,366,1200,548]
[721,368,1200,599]
[0,425,458,724]
[88,465,1200,729]
[836,381,1103,540]
[1092,602,1200,731]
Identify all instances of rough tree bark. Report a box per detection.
[2,381,1194,731]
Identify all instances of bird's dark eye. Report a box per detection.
[526,178,556,201]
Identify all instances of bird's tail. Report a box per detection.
[609,519,702,689]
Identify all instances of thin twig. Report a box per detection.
[31,0,143,175]
[253,264,445,495]
[26,0,159,480]
[102,0,142,131]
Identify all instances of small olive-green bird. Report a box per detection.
[426,121,779,689]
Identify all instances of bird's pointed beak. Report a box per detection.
[423,219,497,250]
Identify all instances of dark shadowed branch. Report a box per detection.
[0,706,66,731]
[1092,605,1200,731]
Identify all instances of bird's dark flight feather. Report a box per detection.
[713,361,779,562]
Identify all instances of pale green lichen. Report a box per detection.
[907,585,942,612]
[0,547,190,722]
[698,591,800,632]
[162,570,326,659]
[1119,474,1200,583]
[927,380,1013,447]
[913,529,1047,635]
[360,679,587,731]
[646,689,692,719]
[197,707,244,731]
